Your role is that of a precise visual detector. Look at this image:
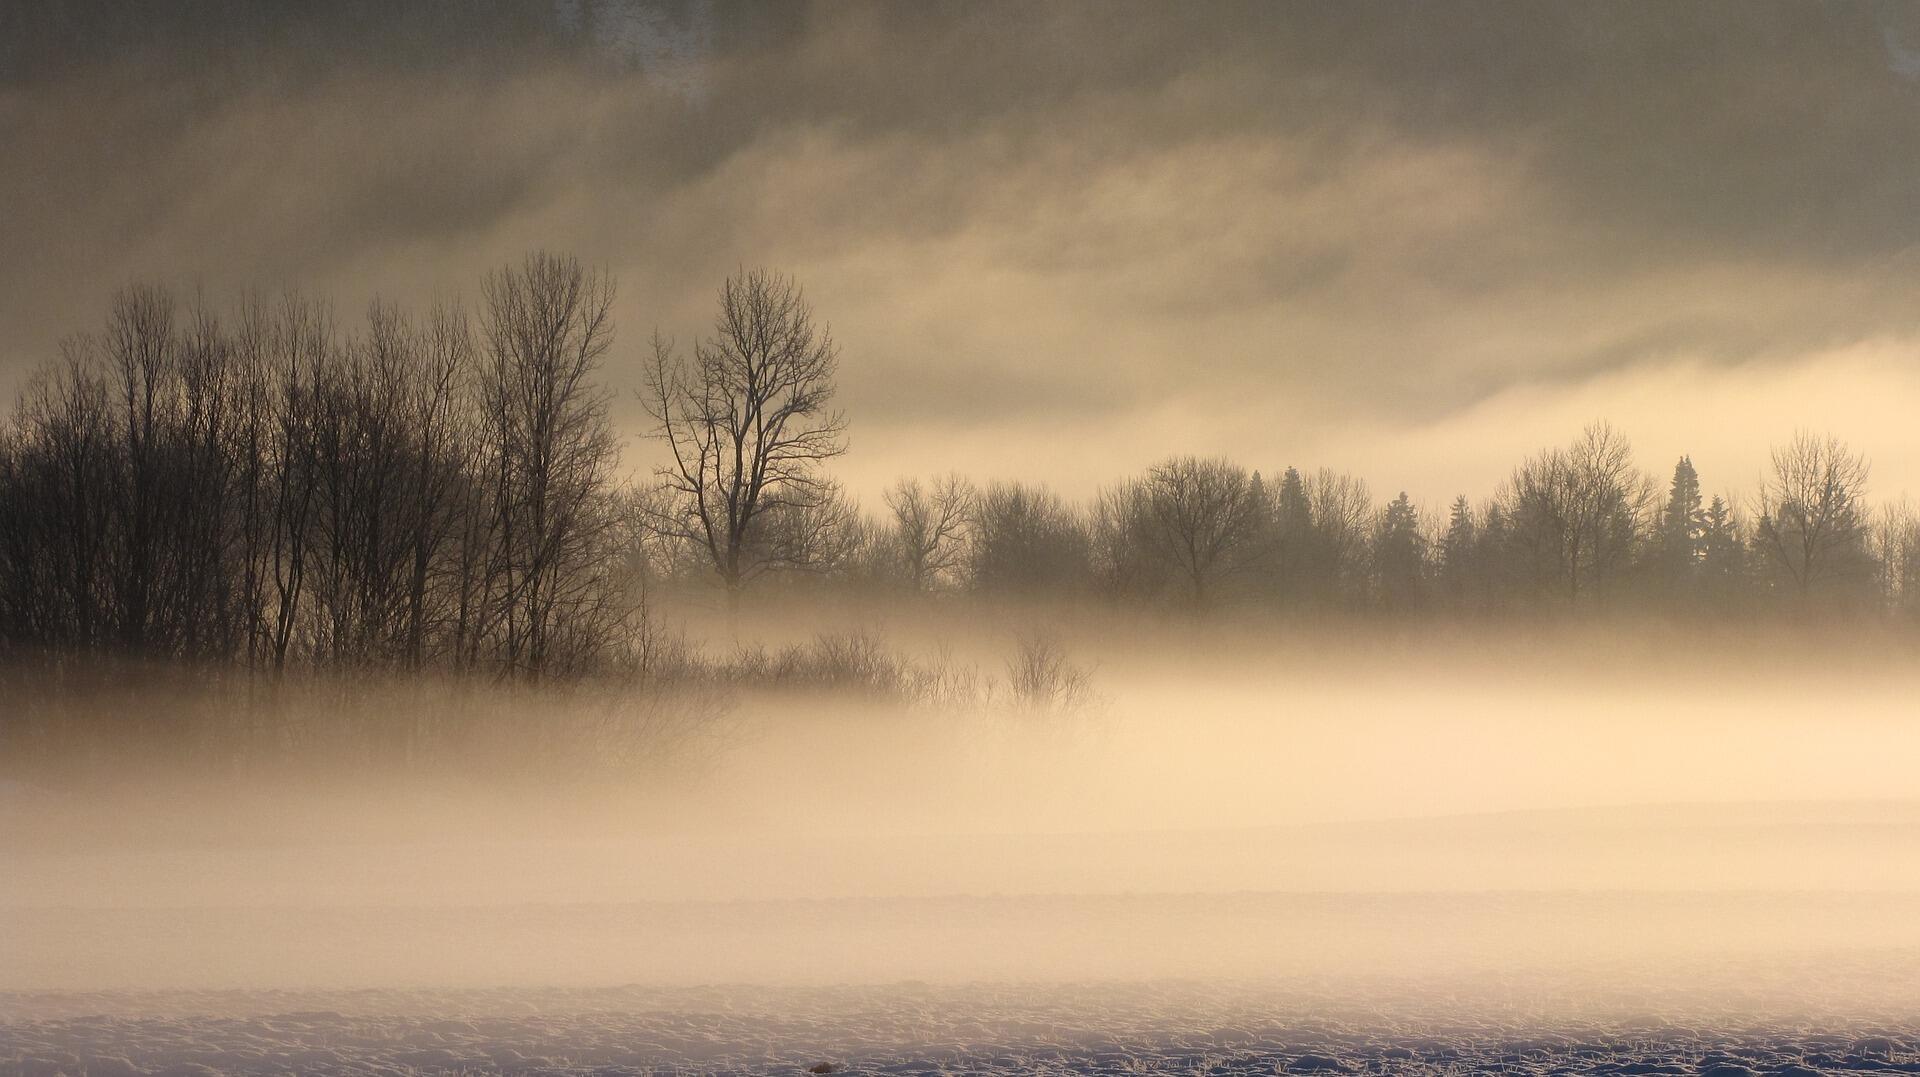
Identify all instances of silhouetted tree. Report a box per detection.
[1504,423,1651,606]
[885,474,974,591]
[1141,456,1261,608]
[1271,466,1312,606]
[1652,456,1704,570]
[1372,491,1428,611]
[475,252,621,679]
[1304,468,1373,610]
[1754,432,1872,609]
[1698,494,1750,610]
[1088,479,1165,601]
[1438,495,1478,608]
[1874,501,1920,622]
[642,269,848,604]
[1643,455,1707,605]
[967,482,1090,597]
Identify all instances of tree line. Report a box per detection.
[677,424,1911,622]
[0,253,633,680]
[3,255,1917,687]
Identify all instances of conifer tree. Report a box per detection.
[1649,455,1707,597]
[1373,491,1427,611]
[1439,494,1477,605]
[1272,466,1311,605]
[1699,495,1748,608]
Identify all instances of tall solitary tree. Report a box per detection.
[642,269,848,604]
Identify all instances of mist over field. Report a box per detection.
[10,620,1920,1002]
[8,3,1920,1075]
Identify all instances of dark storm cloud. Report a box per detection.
[4,1,1919,501]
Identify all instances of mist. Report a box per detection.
[9,4,1920,1075]
[9,617,1920,1002]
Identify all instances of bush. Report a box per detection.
[1004,632,1093,714]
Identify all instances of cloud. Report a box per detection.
[4,1,1919,509]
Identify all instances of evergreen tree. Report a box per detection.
[1477,503,1512,611]
[1240,469,1276,593]
[1272,466,1311,607]
[1439,494,1477,605]
[1699,494,1747,607]
[1651,455,1706,585]
[1372,491,1427,611]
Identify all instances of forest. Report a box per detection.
[0,252,1914,717]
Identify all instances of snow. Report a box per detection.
[5,978,1920,1076]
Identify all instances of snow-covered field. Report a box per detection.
[6,976,1920,1076]
[7,884,1920,1075]
[10,662,1920,1076]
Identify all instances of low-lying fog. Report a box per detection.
[7,617,1920,1003]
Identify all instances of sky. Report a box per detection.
[4,0,1920,511]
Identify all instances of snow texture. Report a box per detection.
[6,977,1920,1076]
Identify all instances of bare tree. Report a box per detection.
[398,300,475,669]
[642,269,848,602]
[1874,500,1920,621]
[967,481,1091,596]
[884,473,974,591]
[101,285,176,653]
[475,252,620,679]
[0,263,645,689]
[743,477,868,579]
[264,293,332,670]
[1088,479,1164,600]
[1504,423,1651,605]
[1142,456,1259,608]
[1304,467,1374,608]
[0,350,115,648]
[1754,431,1871,603]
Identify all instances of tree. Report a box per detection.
[0,260,644,684]
[967,481,1090,596]
[643,269,848,602]
[1503,423,1651,606]
[1873,501,1920,621]
[263,293,333,670]
[1477,502,1515,609]
[1754,432,1871,606]
[0,350,116,649]
[1304,467,1372,609]
[1141,456,1259,608]
[1372,491,1428,611]
[1653,456,1705,569]
[1646,455,1706,602]
[884,474,974,591]
[1438,494,1477,607]
[1699,494,1750,608]
[1271,466,1311,605]
[101,285,176,653]
[742,477,867,581]
[475,252,621,679]
[1088,479,1162,601]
